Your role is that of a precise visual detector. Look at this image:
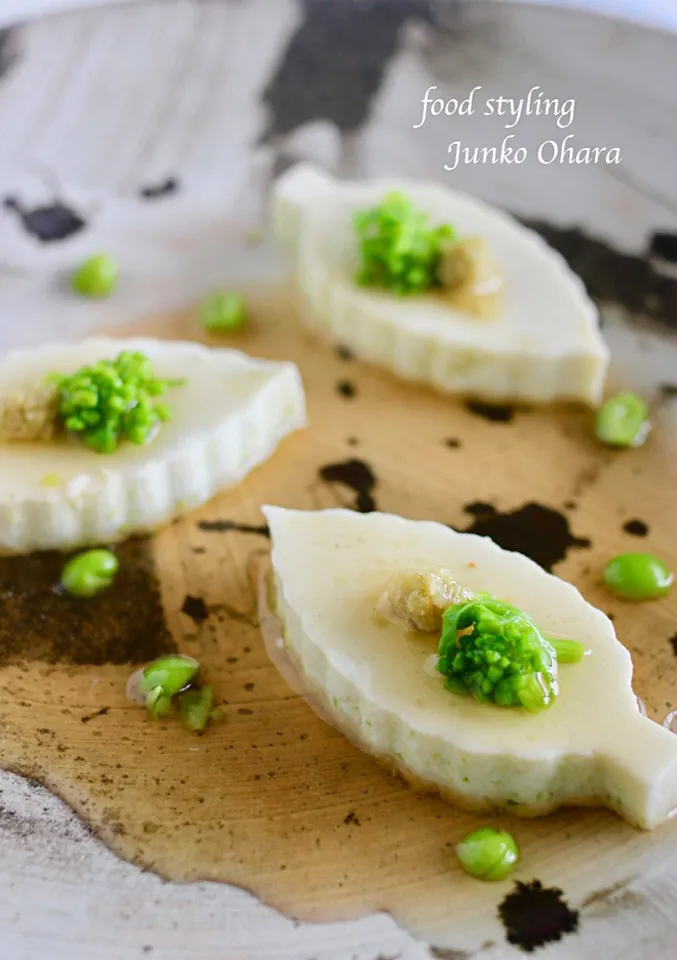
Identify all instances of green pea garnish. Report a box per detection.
[199,291,246,332]
[179,685,219,732]
[60,548,119,598]
[595,392,650,448]
[354,192,455,296]
[129,655,220,727]
[456,827,520,881]
[603,553,673,601]
[436,593,586,713]
[145,685,173,720]
[137,654,200,701]
[51,350,185,454]
[71,254,119,299]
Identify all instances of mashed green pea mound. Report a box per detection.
[354,192,456,295]
[52,350,185,454]
[436,594,585,713]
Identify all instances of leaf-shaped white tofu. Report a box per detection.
[264,506,677,830]
[0,339,305,553]
[273,164,608,405]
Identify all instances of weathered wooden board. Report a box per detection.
[0,3,677,959]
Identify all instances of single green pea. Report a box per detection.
[137,654,200,702]
[199,291,246,332]
[603,552,673,601]
[595,392,650,448]
[456,827,520,881]
[60,549,119,598]
[179,685,219,732]
[71,254,119,299]
[146,685,173,720]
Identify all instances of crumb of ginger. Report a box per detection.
[375,568,474,634]
[0,386,60,442]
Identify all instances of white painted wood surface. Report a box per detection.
[0,2,676,958]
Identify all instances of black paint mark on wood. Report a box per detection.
[336,344,354,361]
[623,519,649,537]
[523,217,677,332]
[463,501,497,519]
[0,28,20,83]
[462,502,590,572]
[660,383,677,398]
[80,706,110,724]
[465,400,516,423]
[319,457,377,512]
[670,632,677,657]
[343,810,361,826]
[445,438,462,449]
[181,595,209,625]
[498,880,579,953]
[3,197,87,243]
[649,231,677,263]
[197,520,270,538]
[259,0,435,143]
[337,379,357,399]
[139,176,180,200]
[0,540,173,666]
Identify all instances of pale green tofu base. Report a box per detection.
[0,339,306,554]
[274,164,609,406]
[264,506,677,830]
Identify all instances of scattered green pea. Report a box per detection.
[595,392,650,448]
[456,827,520,881]
[146,685,173,720]
[60,548,119,598]
[199,291,246,332]
[71,254,119,299]
[179,685,219,732]
[128,655,220,728]
[603,552,673,601]
[137,654,200,703]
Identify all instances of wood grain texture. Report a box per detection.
[0,2,676,958]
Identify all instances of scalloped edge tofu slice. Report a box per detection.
[0,338,305,553]
[264,506,677,830]
[273,163,608,405]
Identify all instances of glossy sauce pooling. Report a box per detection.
[0,293,676,947]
